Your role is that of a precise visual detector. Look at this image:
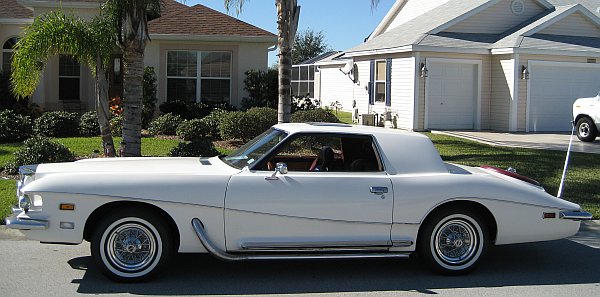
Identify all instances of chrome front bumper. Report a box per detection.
[559,211,593,221]
[4,208,48,230]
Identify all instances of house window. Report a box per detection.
[59,55,80,101]
[2,37,18,75]
[374,60,386,103]
[166,50,231,104]
[291,65,315,98]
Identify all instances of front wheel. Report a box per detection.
[91,209,173,282]
[418,208,489,275]
[576,117,597,142]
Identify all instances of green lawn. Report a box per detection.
[335,111,353,124]
[427,133,599,218]
[0,133,598,221]
[0,179,15,220]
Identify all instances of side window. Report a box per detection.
[257,133,383,172]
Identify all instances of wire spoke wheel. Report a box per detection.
[92,210,173,282]
[107,223,157,272]
[434,219,478,265]
[419,209,489,275]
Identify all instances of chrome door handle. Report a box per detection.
[370,187,388,195]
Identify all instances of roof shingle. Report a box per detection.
[149,3,275,38]
[0,0,32,19]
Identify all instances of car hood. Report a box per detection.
[35,156,232,176]
[573,95,599,106]
[22,157,239,207]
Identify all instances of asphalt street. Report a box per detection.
[0,222,598,297]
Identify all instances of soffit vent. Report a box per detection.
[511,0,525,15]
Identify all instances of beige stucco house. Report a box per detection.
[316,0,600,132]
[0,0,276,111]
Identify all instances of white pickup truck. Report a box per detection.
[573,94,600,142]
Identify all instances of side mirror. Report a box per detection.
[265,162,288,180]
[276,162,288,175]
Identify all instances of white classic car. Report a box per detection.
[6,123,592,281]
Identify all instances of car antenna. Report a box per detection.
[557,120,576,198]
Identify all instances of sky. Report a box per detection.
[189,0,396,65]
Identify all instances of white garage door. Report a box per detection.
[427,62,477,130]
[529,63,600,132]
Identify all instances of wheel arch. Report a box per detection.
[417,200,498,244]
[83,201,180,251]
[574,114,592,125]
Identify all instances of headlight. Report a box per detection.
[19,195,31,212]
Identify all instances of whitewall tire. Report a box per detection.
[419,208,488,275]
[91,210,173,282]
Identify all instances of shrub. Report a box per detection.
[219,107,277,141]
[148,113,183,136]
[176,119,211,141]
[110,115,123,137]
[142,66,158,128]
[243,69,277,109]
[168,139,219,157]
[158,100,209,120]
[291,108,339,123]
[33,111,80,137]
[5,137,74,174]
[291,95,321,112]
[79,111,100,136]
[0,110,33,143]
[159,100,236,120]
[202,109,228,140]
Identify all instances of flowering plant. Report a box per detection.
[109,96,123,116]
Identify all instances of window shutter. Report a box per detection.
[385,58,392,107]
[369,60,375,105]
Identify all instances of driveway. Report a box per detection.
[434,131,600,154]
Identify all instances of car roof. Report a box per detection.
[273,122,429,140]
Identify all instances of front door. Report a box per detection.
[224,133,393,252]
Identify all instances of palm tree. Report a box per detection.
[11,11,117,156]
[224,0,380,123]
[103,0,162,157]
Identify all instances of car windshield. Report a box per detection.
[222,128,288,169]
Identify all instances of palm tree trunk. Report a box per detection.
[95,55,116,157]
[121,47,144,157]
[276,0,299,123]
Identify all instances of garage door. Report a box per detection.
[529,63,600,132]
[427,62,477,130]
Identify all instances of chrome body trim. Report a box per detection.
[191,218,410,261]
[559,211,593,221]
[392,240,414,247]
[5,215,49,230]
[18,164,38,176]
[240,241,392,252]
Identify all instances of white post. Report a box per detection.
[557,121,575,198]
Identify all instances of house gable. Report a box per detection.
[372,0,451,38]
[441,0,550,34]
[537,11,600,37]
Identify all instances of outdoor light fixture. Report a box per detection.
[420,63,428,78]
[521,65,529,80]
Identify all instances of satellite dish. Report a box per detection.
[340,60,354,75]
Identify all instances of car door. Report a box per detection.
[224,133,393,252]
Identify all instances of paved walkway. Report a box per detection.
[434,131,600,154]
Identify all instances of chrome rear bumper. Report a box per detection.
[559,211,593,221]
[4,208,48,230]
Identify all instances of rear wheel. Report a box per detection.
[91,209,173,282]
[576,117,597,142]
[418,208,489,275]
